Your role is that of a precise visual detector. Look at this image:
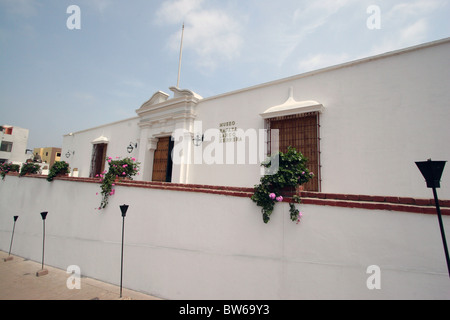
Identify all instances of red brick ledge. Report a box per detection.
[7,173,450,216]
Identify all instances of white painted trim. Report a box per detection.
[260,87,324,119]
[91,135,109,144]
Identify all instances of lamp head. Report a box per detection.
[120,205,129,217]
[415,159,446,188]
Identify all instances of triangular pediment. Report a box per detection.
[139,91,170,110]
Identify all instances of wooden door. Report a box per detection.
[89,143,107,178]
[270,113,320,191]
[152,137,173,182]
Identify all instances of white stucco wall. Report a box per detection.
[189,39,450,199]
[60,39,450,200]
[1,176,449,299]
[62,117,140,177]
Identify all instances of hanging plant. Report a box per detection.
[97,157,140,210]
[251,146,313,224]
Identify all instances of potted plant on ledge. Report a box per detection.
[47,161,70,182]
[251,146,314,224]
[19,162,41,177]
[0,163,20,180]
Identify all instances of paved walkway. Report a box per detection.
[0,251,162,300]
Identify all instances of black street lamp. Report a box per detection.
[36,212,49,277]
[119,204,129,298]
[4,216,18,262]
[415,159,449,278]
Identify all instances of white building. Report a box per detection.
[62,37,450,199]
[0,125,29,164]
[2,37,450,300]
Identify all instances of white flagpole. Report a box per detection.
[177,22,185,88]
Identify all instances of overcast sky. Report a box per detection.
[1,0,449,149]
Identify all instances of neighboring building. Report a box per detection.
[0,125,29,164]
[62,38,450,199]
[33,147,62,167]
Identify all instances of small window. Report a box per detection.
[0,141,13,152]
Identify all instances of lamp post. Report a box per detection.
[415,159,449,278]
[36,212,48,277]
[119,204,129,298]
[4,216,18,262]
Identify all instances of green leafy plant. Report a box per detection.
[251,146,313,224]
[97,157,140,210]
[19,162,41,177]
[47,161,70,182]
[0,163,20,180]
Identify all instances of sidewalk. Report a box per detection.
[0,251,162,300]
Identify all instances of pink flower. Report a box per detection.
[122,164,128,168]
[269,193,276,200]
[276,196,283,202]
[96,192,98,195]
[122,172,126,175]
[131,157,136,161]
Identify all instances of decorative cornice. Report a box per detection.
[169,86,203,100]
[261,87,324,119]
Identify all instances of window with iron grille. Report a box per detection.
[266,111,321,191]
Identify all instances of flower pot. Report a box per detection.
[56,172,69,177]
[281,185,303,197]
